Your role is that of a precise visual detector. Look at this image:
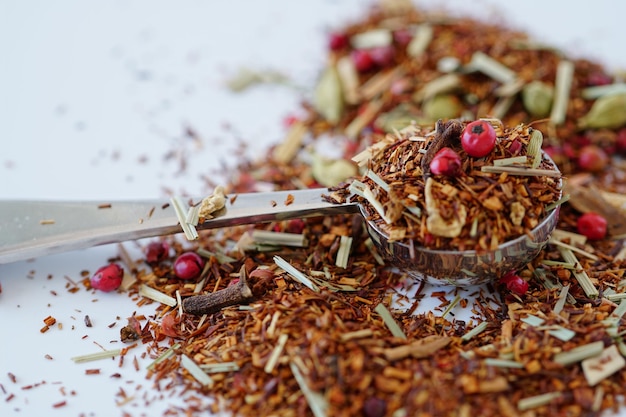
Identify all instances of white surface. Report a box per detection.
[1,1,625,416]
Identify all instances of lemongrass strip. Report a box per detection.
[365,169,391,192]
[181,354,213,386]
[545,194,570,212]
[468,51,516,84]
[541,260,576,269]
[273,256,319,292]
[558,247,599,297]
[335,236,353,269]
[290,361,328,417]
[549,238,599,261]
[200,362,240,374]
[551,229,587,246]
[71,349,122,363]
[548,327,576,342]
[413,73,460,101]
[186,204,201,226]
[581,83,626,99]
[553,340,605,366]
[176,290,183,317]
[521,315,545,327]
[553,285,570,315]
[461,321,488,342]
[518,392,563,411]
[170,197,198,241]
[592,386,605,412]
[361,184,392,224]
[252,230,307,247]
[481,165,561,177]
[407,23,433,57]
[441,294,461,319]
[350,28,392,49]
[264,333,288,374]
[582,345,626,386]
[612,299,626,320]
[550,60,574,125]
[196,248,237,263]
[365,238,386,265]
[493,156,528,166]
[147,343,180,371]
[340,329,374,342]
[139,284,177,307]
[484,358,524,369]
[374,303,407,340]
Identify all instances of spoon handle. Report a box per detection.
[0,188,358,264]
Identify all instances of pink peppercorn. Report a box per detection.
[430,147,462,176]
[577,212,608,240]
[577,145,608,173]
[461,120,496,158]
[369,45,395,67]
[328,32,349,51]
[90,263,124,292]
[145,241,170,264]
[500,271,528,296]
[173,252,206,280]
[351,49,374,72]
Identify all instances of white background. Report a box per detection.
[1,1,625,416]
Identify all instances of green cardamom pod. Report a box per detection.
[311,153,357,187]
[423,94,462,121]
[313,64,344,125]
[521,81,554,118]
[375,104,418,132]
[578,93,626,129]
[527,129,543,168]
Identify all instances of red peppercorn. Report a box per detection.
[616,128,626,153]
[577,212,608,240]
[145,241,170,264]
[499,271,528,296]
[90,263,124,292]
[429,147,462,176]
[586,71,613,86]
[369,45,395,67]
[351,49,374,72]
[328,32,348,51]
[173,252,206,280]
[577,145,608,173]
[461,120,496,158]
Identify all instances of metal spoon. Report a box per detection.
[0,188,559,285]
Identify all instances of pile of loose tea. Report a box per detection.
[61,2,626,417]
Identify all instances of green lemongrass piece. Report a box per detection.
[553,285,570,315]
[521,314,545,327]
[290,361,329,417]
[495,78,525,97]
[548,327,576,342]
[541,260,576,269]
[358,183,392,224]
[351,28,391,49]
[252,230,307,248]
[481,165,561,177]
[186,204,201,226]
[467,51,516,84]
[484,358,524,369]
[406,23,433,57]
[335,236,353,269]
[612,299,626,320]
[170,197,199,241]
[551,229,587,246]
[364,238,386,265]
[518,392,563,411]
[441,294,461,319]
[545,194,570,212]
[581,83,626,100]
[71,349,122,363]
[196,248,237,264]
[527,129,543,168]
[460,268,477,277]
[469,217,479,238]
[550,60,574,125]
[493,156,528,166]
[413,73,460,102]
[264,333,289,374]
[365,169,390,192]
[139,284,177,307]
[336,56,359,105]
[147,343,180,371]
[549,238,599,261]
[200,362,240,374]
[273,255,319,292]
[553,340,605,366]
[592,386,605,412]
[374,303,407,339]
[582,345,626,386]
[557,247,599,298]
[181,354,213,387]
[461,321,488,342]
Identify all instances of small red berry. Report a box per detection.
[586,71,613,86]
[578,145,608,173]
[173,252,206,280]
[351,49,374,72]
[500,271,528,296]
[461,120,497,158]
[577,212,608,240]
[430,147,462,176]
[617,129,626,153]
[369,45,395,67]
[145,241,169,264]
[90,263,124,292]
[328,32,349,51]
[393,29,413,45]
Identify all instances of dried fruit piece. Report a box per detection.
[90,263,124,292]
[461,120,496,158]
[173,252,206,280]
[577,212,608,240]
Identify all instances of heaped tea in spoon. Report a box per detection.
[328,118,563,284]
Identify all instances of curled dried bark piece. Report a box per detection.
[183,266,253,316]
[424,177,467,238]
